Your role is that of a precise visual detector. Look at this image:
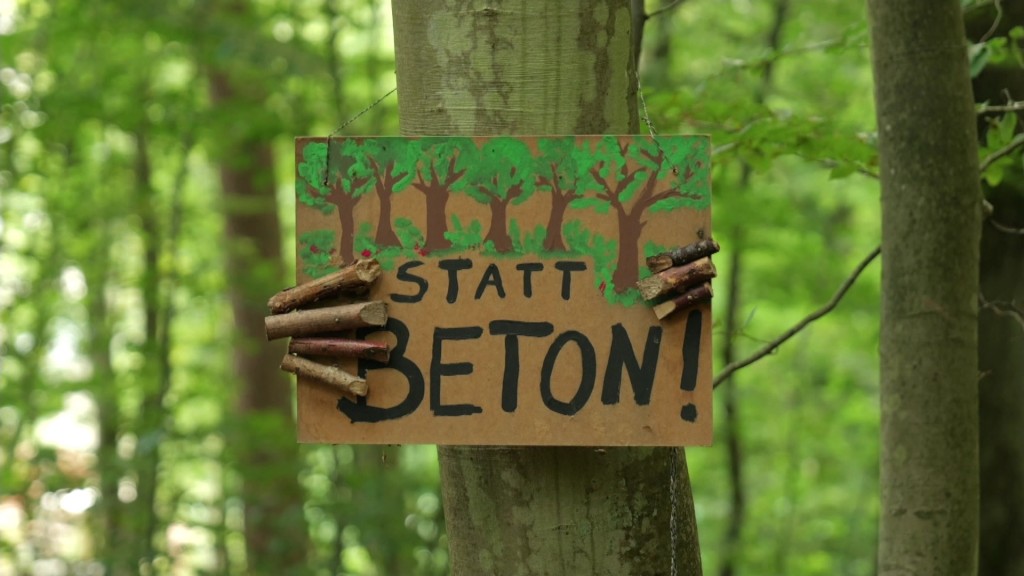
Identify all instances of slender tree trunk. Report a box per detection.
[867,2,982,574]
[86,232,124,574]
[966,6,1024,573]
[208,64,307,574]
[543,189,570,252]
[393,2,701,574]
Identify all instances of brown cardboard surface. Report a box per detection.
[293,135,712,446]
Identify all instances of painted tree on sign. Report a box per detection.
[363,138,414,247]
[577,136,710,292]
[535,137,584,252]
[408,138,477,251]
[465,137,536,253]
[297,140,373,263]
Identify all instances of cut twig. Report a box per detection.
[713,245,881,389]
[652,282,714,320]
[280,354,368,397]
[265,301,388,340]
[288,337,390,362]
[646,239,721,273]
[267,258,381,314]
[638,257,717,301]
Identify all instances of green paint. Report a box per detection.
[296,135,709,303]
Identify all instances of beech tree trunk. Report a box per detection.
[392,1,702,574]
[867,2,982,574]
[967,6,1024,573]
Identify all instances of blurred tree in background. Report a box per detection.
[0,0,1019,574]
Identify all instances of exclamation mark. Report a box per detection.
[680,309,701,422]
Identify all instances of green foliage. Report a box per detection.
[465,137,536,205]
[508,219,547,254]
[395,217,425,251]
[299,229,337,278]
[445,215,485,250]
[410,137,478,190]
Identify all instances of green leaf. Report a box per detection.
[969,42,991,78]
[569,197,611,213]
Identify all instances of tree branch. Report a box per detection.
[979,132,1024,173]
[713,245,881,389]
[645,0,688,20]
[979,292,1024,333]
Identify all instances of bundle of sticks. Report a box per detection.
[638,238,720,320]
[264,258,389,398]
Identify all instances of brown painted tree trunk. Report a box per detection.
[331,194,359,263]
[372,163,402,247]
[421,184,453,251]
[486,197,514,252]
[966,7,1024,573]
[393,1,702,574]
[612,207,644,294]
[208,65,308,573]
[867,1,982,574]
[375,178,402,247]
[543,188,571,252]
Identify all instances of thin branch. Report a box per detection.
[979,293,1024,332]
[979,132,1024,173]
[983,199,1024,234]
[979,0,1003,43]
[713,245,881,389]
[977,102,1024,114]
[645,0,688,20]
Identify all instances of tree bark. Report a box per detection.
[392,1,701,574]
[867,2,982,574]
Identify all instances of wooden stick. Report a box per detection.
[288,337,390,362]
[267,258,382,314]
[280,353,368,397]
[265,301,388,340]
[652,283,714,320]
[637,257,717,301]
[646,239,721,273]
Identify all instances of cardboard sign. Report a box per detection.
[294,135,713,446]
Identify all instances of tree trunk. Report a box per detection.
[611,207,643,294]
[375,179,402,247]
[966,7,1024,573]
[85,227,125,574]
[208,66,308,573]
[392,2,701,574]
[422,184,452,251]
[978,186,1024,576]
[867,2,982,574]
[332,194,359,263]
[486,197,513,253]
[543,188,570,252]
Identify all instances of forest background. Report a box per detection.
[1,0,1021,575]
